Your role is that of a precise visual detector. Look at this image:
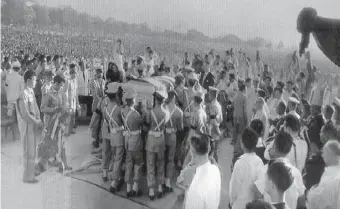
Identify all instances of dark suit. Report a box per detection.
[199,71,215,91]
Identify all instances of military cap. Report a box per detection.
[125,89,137,100]
[208,86,219,93]
[187,72,199,81]
[288,97,300,104]
[333,97,340,107]
[12,60,21,68]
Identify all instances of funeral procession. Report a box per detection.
[1,1,340,209]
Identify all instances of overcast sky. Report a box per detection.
[36,0,340,48]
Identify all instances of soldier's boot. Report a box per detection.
[102,169,108,182]
[164,178,173,193]
[126,184,133,198]
[157,184,165,199]
[148,188,155,201]
[132,182,142,197]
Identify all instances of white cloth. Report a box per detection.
[185,161,221,209]
[255,158,305,209]
[229,153,264,209]
[252,109,269,141]
[282,90,293,104]
[227,81,238,101]
[5,70,24,103]
[307,165,340,209]
[264,134,308,172]
[76,69,90,95]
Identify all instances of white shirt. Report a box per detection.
[282,90,293,104]
[255,158,305,209]
[185,161,221,209]
[264,134,308,172]
[307,165,340,209]
[267,97,285,119]
[227,80,238,101]
[5,70,24,103]
[229,153,264,209]
[77,68,90,95]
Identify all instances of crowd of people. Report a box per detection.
[1,31,340,209]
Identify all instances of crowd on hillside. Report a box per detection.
[1,28,340,209]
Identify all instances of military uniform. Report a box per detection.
[145,90,169,200]
[121,90,144,197]
[17,87,42,183]
[164,98,183,191]
[101,83,125,194]
[183,91,207,167]
[207,86,223,162]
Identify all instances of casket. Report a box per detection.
[122,76,174,108]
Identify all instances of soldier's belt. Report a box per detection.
[149,131,164,137]
[165,128,177,134]
[190,125,197,130]
[110,126,124,134]
[123,130,141,136]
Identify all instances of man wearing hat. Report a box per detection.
[183,71,199,129]
[287,96,301,119]
[283,81,295,103]
[164,90,184,193]
[183,91,208,167]
[145,90,169,200]
[100,82,125,194]
[207,86,223,162]
[5,60,24,141]
[121,89,144,198]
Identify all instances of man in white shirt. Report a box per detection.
[76,61,90,96]
[255,131,305,209]
[307,140,340,209]
[229,127,264,209]
[183,134,221,209]
[267,87,285,120]
[5,61,24,140]
[227,73,238,101]
[264,115,308,172]
[287,96,301,120]
[282,81,295,103]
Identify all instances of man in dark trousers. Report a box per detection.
[199,61,215,92]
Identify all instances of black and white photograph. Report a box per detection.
[1,0,340,209]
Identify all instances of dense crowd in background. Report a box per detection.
[1,26,340,209]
